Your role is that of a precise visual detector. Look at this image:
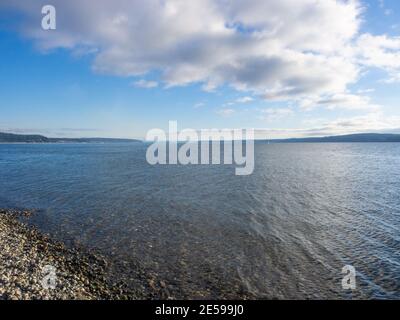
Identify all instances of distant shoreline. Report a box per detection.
[0,132,141,144]
[1,132,400,143]
[0,142,142,144]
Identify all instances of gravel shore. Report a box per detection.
[0,209,129,300]
[1,208,255,300]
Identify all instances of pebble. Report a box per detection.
[0,209,132,300]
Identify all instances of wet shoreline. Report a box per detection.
[0,209,133,300]
[0,208,254,300]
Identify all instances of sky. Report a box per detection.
[0,0,399,139]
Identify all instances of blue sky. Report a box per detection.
[0,0,399,139]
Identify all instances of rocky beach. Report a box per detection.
[0,209,130,300]
[0,208,253,300]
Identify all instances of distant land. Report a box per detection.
[0,132,141,143]
[1,132,400,143]
[268,133,400,143]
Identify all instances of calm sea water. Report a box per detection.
[0,142,399,299]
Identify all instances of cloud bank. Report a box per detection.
[1,0,399,120]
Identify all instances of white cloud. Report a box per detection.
[357,33,400,69]
[253,112,400,139]
[131,79,158,88]
[299,93,381,111]
[235,96,254,104]
[315,112,400,134]
[356,88,375,94]
[223,96,254,107]
[2,0,400,110]
[380,73,400,84]
[356,33,400,83]
[1,0,361,97]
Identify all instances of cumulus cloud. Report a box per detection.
[1,0,399,111]
[355,32,400,83]
[1,1,361,95]
[357,33,400,70]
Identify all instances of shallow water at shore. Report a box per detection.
[1,142,399,299]
[0,209,130,300]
